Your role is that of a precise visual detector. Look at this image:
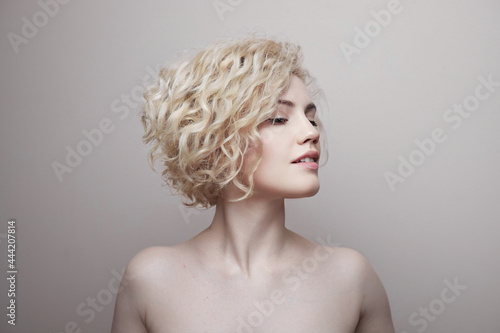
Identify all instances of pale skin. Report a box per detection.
[111,76,395,333]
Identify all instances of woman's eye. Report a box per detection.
[309,119,319,127]
[268,117,288,125]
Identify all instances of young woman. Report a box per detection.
[111,36,395,333]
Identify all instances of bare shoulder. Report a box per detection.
[322,246,375,279]
[125,246,177,279]
[123,243,197,291]
[321,247,395,333]
[288,232,373,281]
[111,246,181,333]
[280,231,379,285]
[118,246,179,304]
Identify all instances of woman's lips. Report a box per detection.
[292,150,320,164]
[292,161,319,170]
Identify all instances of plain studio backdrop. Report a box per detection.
[1,0,499,332]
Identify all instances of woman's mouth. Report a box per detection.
[292,157,319,170]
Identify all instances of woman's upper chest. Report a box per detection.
[145,264,361,333]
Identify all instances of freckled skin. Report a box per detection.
[111,77,395,333]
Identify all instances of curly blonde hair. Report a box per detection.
[142,36,314,208]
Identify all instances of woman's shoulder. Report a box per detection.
[319,245,376,280]
[323,246,394,331]
[127,245,173,266]
[123,245,188,284]
[293,232,371,273]
[324,246,371,267]
[318,245,388,306]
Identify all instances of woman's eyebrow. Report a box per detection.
[278,99,317,113]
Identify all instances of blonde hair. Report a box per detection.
[142,36,314,208]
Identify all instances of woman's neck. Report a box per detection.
[195,196,292,278]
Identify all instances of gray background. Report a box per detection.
[1,0,499,332]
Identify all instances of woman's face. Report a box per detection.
[248,75,321,200]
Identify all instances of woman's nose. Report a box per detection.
[298,117,320,145]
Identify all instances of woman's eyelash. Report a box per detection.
[268,117,288,125]
[268,118,319,127]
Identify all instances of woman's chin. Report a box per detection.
[285,184,320,199]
